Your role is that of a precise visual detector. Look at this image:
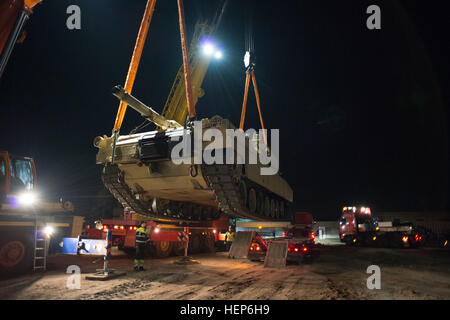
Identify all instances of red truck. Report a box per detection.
[339,206,423,248]
[80,212,231,258]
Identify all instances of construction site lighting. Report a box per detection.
[43,226,55,236]
[17,192,37,206]
[202,43,215,56]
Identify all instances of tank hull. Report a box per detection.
[95,116,293,222]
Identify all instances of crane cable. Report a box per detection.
[239,3,267,145]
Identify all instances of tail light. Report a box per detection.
[310,232,315,240]
[114,225,118,230]
[129,226,133,230]
[256,246,260,251]
[402,236,409,243]
[302,246,308,252]
[415,234,419,242]
[294,247,299,252]
[288,247,291,252]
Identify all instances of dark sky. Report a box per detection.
[1,0,449,220]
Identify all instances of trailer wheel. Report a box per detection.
[0,234,33,277]
[154,241,173,258]
[172,241,186,256]
[201,234,215,253]
[188,234,201,254]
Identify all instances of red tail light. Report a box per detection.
[256,246,260,251]
[250,246,254,251]
[402,236,409,243]
[310,232,315,240]
[288,247,291,252]
[302,247,308,252]
[294,248,299,252]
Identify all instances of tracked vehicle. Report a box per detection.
[95,88,293,222]
[94,0,293,223]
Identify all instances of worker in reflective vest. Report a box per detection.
[134,222,150,271]
[224,226,235,251]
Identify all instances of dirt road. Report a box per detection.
[1,246,449,300]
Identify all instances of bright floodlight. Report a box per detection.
[244,51,250,68]
[44,226,55,236]
[214,51,223,59]
[18,192,37,206]
[202,43,215,56]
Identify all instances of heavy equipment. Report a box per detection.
[0,0,42,79]
[94,0,293,224]
[0,151,83,275]
[339,206,423,248]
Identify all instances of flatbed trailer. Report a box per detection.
[65,212,231,258]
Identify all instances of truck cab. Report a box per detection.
[339,206,375,244]
[0,151,37,205]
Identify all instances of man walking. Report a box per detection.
[134,222,149,271]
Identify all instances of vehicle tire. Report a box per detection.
[201,234,215,253]
[154,241,173,258]
[0,233,33,277]
[172,241,186,256]
[188,233,202,254]
[248,188,257,213]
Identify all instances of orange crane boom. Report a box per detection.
[113,0,156,132]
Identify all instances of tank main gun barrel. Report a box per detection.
[112,85,182,131]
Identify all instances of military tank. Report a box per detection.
[94,86,293,222]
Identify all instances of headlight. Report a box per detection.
[18,192,37,206]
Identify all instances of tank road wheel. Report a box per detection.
[264,196,271,217]
[154,241,173,258]
[182,204,193,220]
[248,188,257,213]
[256,191,265,215]
[0,234,33,276]
[279,201,285,217]
[270,199,276,218]
[188,233,201,254]
[238,180,248,208]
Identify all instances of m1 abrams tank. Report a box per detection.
[94,86,293,222]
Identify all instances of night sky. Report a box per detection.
[1,0,449,220]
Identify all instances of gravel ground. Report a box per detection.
[0,245,449,300]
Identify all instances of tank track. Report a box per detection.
[102,164,291,222]
[102,165,221,222]
[201,164,291,221]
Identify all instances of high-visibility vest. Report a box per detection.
[225,231,234,242]
[136,227,148,244]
